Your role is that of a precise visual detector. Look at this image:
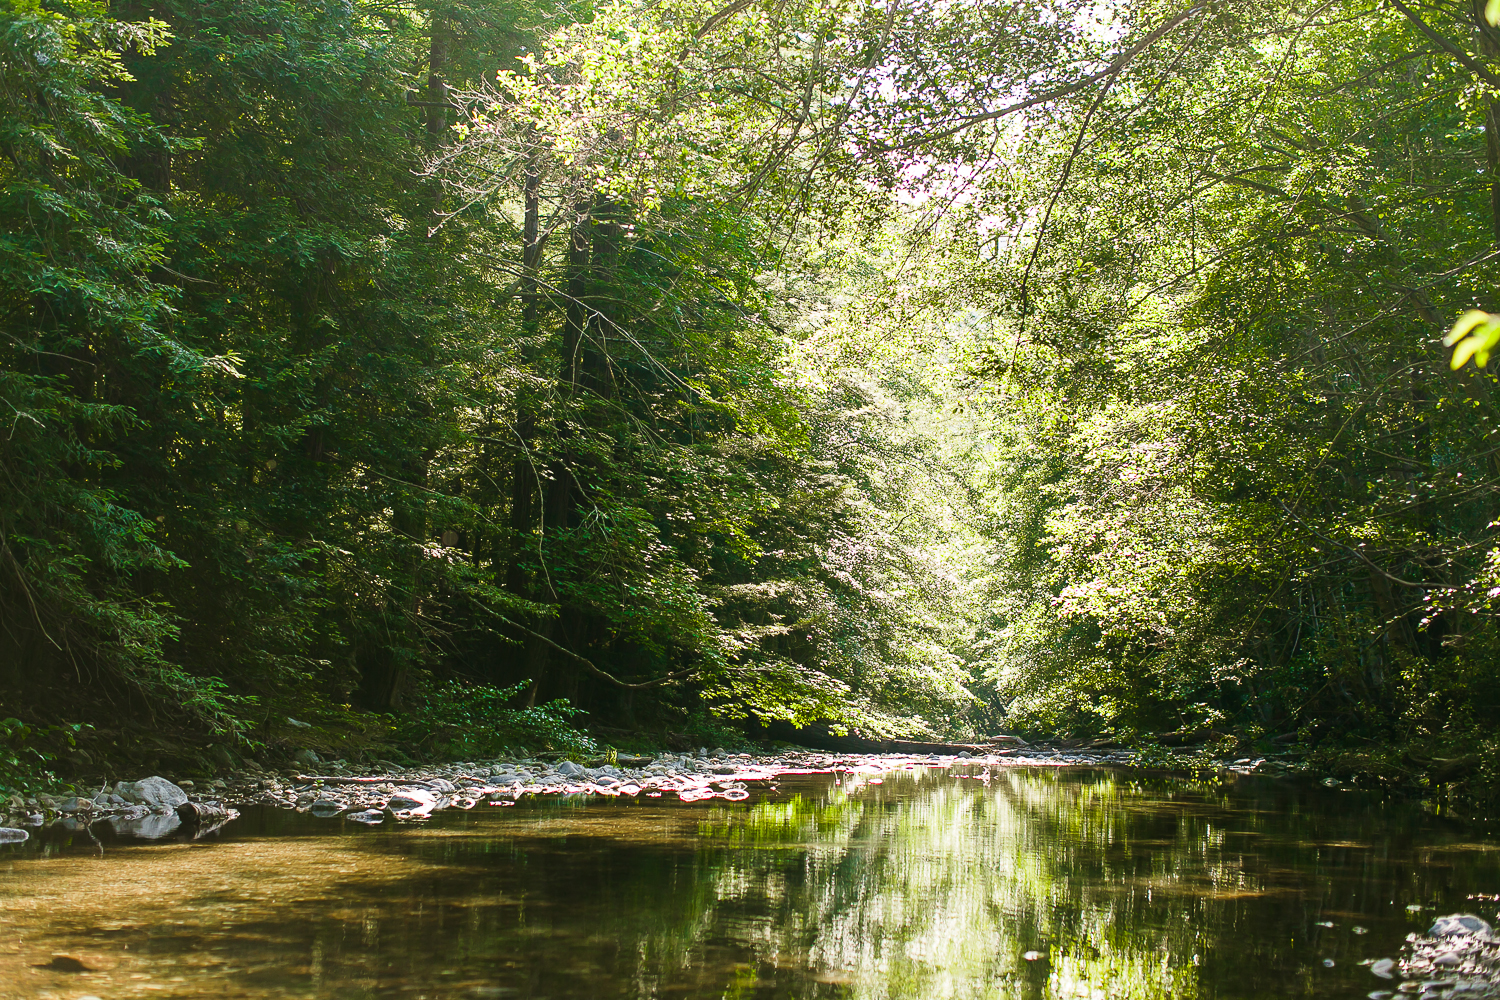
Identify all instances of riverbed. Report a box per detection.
[2,762,1497,999]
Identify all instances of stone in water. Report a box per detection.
[1428,914,1492,938]
[387,790,438,814]
[118,776,189,810]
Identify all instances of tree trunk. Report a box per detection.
[1473,0,1500,243]
[506,152,544,596]
[521,197,592,702]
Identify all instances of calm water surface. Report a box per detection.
[2,764,1498,1000]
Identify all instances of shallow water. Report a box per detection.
[2,764,1497,1000]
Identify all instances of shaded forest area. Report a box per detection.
[1,0,985,772]
[5,0,1500,806]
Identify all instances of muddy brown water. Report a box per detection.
[1,763,1497,999]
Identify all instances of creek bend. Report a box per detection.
[1,763,1497,1000]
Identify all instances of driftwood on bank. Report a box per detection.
[590,722,1028,756]
[760,720,1029,755]
[175,800,238,839]
[1156,727,1228,747]
[293,775,444,788]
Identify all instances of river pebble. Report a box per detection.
[1378,913,1500,997]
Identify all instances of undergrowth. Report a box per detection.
[393,680,598,760]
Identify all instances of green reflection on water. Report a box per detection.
[1,765,1497,1000]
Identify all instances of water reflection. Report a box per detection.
[1,765,1497,999]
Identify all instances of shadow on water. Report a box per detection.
[1,764,1497,999]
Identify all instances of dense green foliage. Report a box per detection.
[0,0,1003,766]
[394,680,595,759]
[843,0,1500,797]
[6,0,1500,801]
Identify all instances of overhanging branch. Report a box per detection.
[872,5,1204,153]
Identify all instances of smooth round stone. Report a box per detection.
[1428,914,1492,938]
[387,792,430,811]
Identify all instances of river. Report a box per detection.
[2,762,1496,999]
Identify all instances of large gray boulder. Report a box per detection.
[116,776,189,810]
[1429,914,1493,938]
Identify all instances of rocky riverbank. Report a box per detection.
[0,744,1306,844]
[0,774,238,843]
[1368,912,1500,999]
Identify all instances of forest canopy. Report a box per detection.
[4,0,1500,794]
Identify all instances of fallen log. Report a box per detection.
[175,800,238,838]
[1043,738,1129,751]
[761,720,1028,755]
[1156,728,1227,747]
[294,774,442,788]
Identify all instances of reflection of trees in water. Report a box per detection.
[624,768,1492,1000]
[623,768,1407,999]
[382,775,1267,997]
[211,774,1479,999]
[650,769,1210,999]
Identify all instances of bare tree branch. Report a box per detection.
[872,5,1205,154]
[1386,0,1500,87]
[510,618,700,689]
